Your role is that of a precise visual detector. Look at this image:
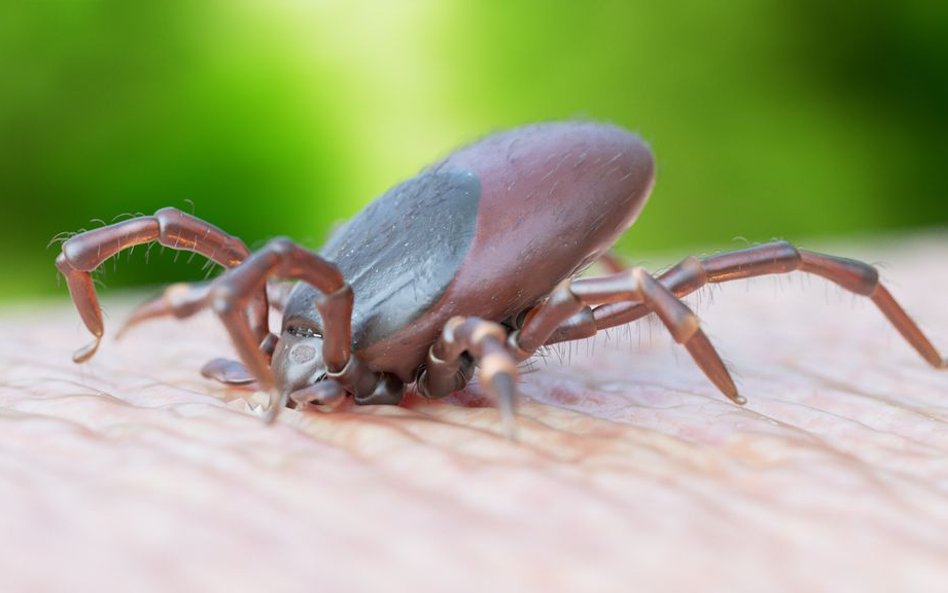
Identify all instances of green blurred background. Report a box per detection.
[2,0,946,302]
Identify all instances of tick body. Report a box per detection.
[55,121,946,438]
[292,123,653,381]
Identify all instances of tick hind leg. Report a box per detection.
[595,251,628,274]
[416,317,521,440]
[591,241,946,369]
[56,207,266,362]
[509,271,744,404]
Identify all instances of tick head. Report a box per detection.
[271,320,327,393]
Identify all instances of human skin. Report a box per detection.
[1,234,946,593]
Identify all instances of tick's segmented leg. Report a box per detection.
[200,333,279,386]
[200,357,256,385]
[525,250,627,346]
[55,207,264,362]
[205,237,355,422]
[510,280,594,356]
[592,241,946,369]
[116,281,215,338]
[119,278,295,338]
[416,317,520,440]
[596,251,628,274]
[511,272,743,405]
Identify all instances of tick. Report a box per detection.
[55,122,946,438]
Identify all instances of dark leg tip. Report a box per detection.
[263,390,288,425]
[492,372,520,442]
[683,330,745,406]
[72,337,101,364]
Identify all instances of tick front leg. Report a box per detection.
[55,207,264,362]
[593,242,946,369]
[416,317,520,440]
[510,272,743,405]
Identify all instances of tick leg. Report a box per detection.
[55,207,266,362]
[416,317,520,440]
[201,358,256,385]
[119,278,294,338]
[510,280,591,356]
[593,241,946,369]
[517,250,626,345]
[205,237,356,422]
[596,251,628,274]
[200,333,279,387]
[116,281,215,338]
[512,272,742,405]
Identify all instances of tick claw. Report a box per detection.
[72,337,101,363]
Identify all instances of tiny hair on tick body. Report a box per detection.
[55,121,947,440]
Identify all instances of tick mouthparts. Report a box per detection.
[263,389,290,425]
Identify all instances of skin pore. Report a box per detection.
[1,234,946,592]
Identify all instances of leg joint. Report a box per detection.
[210,285,237,314]
[155,207,248,266]
[61,218,160,271]
[265,236,297,256]
[659,256,708,295]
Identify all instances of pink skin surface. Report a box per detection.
[1,234,947,593]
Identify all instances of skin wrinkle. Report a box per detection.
[787,361,948,422]
[750,402,948,466]
[2,234,948,592]
[773,385,948,453]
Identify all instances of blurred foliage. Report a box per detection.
[1,0,946,302]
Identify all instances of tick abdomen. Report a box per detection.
[354,122,655,380]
